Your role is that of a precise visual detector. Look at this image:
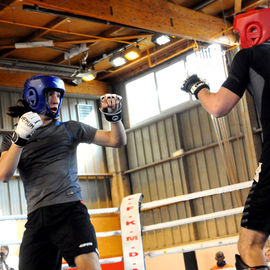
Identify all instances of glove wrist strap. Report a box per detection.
[191,82,209,99]
[11,132,28,147]
[103,110,122,122]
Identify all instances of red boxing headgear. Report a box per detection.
[233,7,270,48]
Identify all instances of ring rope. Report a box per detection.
[142,207,243,232]
[96,230,121,237]
[0,180,252,222]
[145,236,239,257]
[0,206,243,245]
[0,181,252,269]
[141,180,252,211]
[61,256,124,269]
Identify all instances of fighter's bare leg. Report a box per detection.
[238,226,269,266]
[75,252,101,270]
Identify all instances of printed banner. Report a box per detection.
[120,193,145,270]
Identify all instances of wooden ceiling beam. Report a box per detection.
[99,38,192,83]
[0,17,67,57]
[22,0,233,44]
[225,0,265,17]
[234,0,243,14]
[0,71,110,96]
[52,26,124,64]
[0,0,16,12]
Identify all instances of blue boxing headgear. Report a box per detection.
[23,75,65,118]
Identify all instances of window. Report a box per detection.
[186,44,226,93]
[126,73,160,125]
[126,44,226,126]
[156,60,189,111]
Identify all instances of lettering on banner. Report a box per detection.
[120,193,145,270]
[129,252,138,257]
[127,236,138,241]
[126,220,136,226]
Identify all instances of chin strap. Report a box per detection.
[235,255,269,270]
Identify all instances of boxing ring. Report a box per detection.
[0,180,252,269]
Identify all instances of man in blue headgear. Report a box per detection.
[180,6,270,270]
[0,75,126,270]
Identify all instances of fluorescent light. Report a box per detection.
[82,73,96,82]
[124,51,139,60]
[151,34,171,46]
[15,40,54,48]
[109,55,127,67]
[109,47,141,67]
[76,69,96,81]
[123,47,141,61]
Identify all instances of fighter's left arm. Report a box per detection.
[93,94,127,147]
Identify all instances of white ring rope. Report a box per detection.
[0,207,243,245]
[145,236,239,257]
[0,240,22,246]
[0,180,252,222]
[142,207,244,232]
[0,204,242,244]
[141,180,252,211]
[96,230,121,237]
[100,256,123,264]
[0,180,252,268]
[0,207,120,222]
[88,207,119,215]
[0,214,27,221]
[61,256,124,269]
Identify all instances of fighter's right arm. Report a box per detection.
[181,75,241,118]
[0,111,42,182]
[0,145,23,182]
[197,86,240,118]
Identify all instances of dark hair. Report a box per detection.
[7,99,32,118]
[1,246,9,255]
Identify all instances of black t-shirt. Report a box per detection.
[222,41,270,163]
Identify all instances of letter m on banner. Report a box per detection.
[120,193,145,270]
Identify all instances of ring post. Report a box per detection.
[120,193,145,270]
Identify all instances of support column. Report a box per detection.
[184,251,198,270]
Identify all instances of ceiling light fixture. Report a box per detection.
[151,34,172,46]
[82,72,96,82]
[109,54,127,67]
[76,69,96,82]
[74,51,96,82]
[123,46,141,61]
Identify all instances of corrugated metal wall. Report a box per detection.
[0,83,260,253]
[0,89,112,215]
[125,101,256,251]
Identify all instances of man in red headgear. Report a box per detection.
[180,6,270,270]
[233,7,270,49]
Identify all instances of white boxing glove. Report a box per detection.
[11,111,43,147]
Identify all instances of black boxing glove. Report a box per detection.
[181,74,210,99]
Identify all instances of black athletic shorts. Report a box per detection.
[241,162,270,234]
[19,201,99,270]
